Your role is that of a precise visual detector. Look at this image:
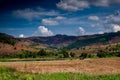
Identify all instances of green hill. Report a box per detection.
[67,32,120,49]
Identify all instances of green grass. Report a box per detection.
[0,66,120,80]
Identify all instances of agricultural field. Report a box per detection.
[0,66,120,80]
[0,58,120,74]
[0,58,120,80]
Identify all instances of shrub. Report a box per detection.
[17,50,37,58]
[37,49,46,56]
[114,52,120,57]
[79,53,88,60]
[97,50,108,58]
[87,54,95,58]
[58,54,64,58]
[70,52,75,57]
[59,48,69,58]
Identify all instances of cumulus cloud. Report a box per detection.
[57,0,120,11]
[13,8,59,20]
[33,26,54,36]
[111,24,120,32]
[88,16,99,21]
[19,34,25,38]
[42,16,66,26]
[78,27,85,35]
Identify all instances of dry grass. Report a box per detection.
[0,42,47,54]
[0,58,120,74]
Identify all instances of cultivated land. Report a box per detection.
[0,58,120,74]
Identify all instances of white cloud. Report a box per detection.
[57,0,120,11]
[85,10,120,34]
[19,34,25,38]
[92,0,109,7]
[111,24,120,32]
[90,24,99,27]
[57,0,89,11]
[55,16,66,20]
[98,31,104,34]
[88,16,99,21]
[42,16,66,26]
[99,10,120,32]
[106,10,120,24]
[42,18,59,26]
[33,26,54,36]
[78,27,85,35]
[13,8,59,20]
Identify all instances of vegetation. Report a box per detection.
[0,66,120,80]
[79,53,88,59]
[37,49,47,56]
[70,52,75,58]
[0,42,120,60]
[67,32,120,49]
[0,33,16,45]
[0,32,120,60]
[97,50,109,58]
[0,47,120,60]
[58,48,69,58]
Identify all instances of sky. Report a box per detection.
[0,0,120,38]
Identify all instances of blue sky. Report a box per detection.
[0,0,120,37]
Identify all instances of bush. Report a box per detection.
[87,54,95,58]
[79,53,88,60]
[70,52,75,57]
[58,54,64,58]
[97,50,109,58]
[37,49,46,56]
[17,50,37,58]
[114,52,120,57]
[58,48,69,58]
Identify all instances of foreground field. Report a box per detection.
[0,58,120,74]
[0,66,120,80]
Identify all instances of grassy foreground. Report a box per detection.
[0,66,120,80]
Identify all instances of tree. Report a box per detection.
[70,52,75,57]
[59,48,69,58]
[97,50,108,58]
[37,49,46,56]
[79,53,88,60]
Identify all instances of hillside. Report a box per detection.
[24,34,78,48]
[67,32,120,49]
[24,31,120,49]
[0,31,120,51]
[0,33,18,45]
[0,33,47,54]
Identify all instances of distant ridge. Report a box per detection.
[1,31,120,49]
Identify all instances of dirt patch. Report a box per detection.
[0,58,120,74]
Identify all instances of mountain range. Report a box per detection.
[1,31,120,50]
